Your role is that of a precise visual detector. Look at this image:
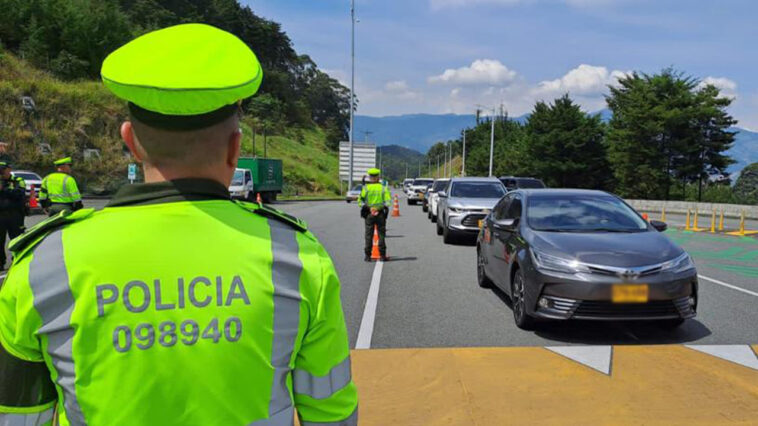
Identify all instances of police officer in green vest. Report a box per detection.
[358,168,391,262]
[39,156,83,216]
[0,24,357,426]
[0,162,26,269]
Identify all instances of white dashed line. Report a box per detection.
[698,274,758,297]
[355,260,384,349]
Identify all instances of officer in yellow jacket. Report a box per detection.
[358,168,391,262]
[39,156,83,216]
[0,24,357,425]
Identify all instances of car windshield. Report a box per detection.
[231,170,244,186]
[527,194,648,232]
[450,182,505,198]
[14,172,40,181]
[516,179,545,189]
[432,180,448,191]
[413,179,433,186]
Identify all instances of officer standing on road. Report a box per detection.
[359,167,391,262]
[0,162,26,269]
[39,156,83,216]
[0,24,357,426]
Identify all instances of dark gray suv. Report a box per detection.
[476,189,698,330]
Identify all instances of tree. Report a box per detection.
[734,162,758,205]
[606,69,736,199]
[525,95,609,189]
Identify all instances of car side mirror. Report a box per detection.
[494,217,518,231]
[438,191,447,198]
[649,220,667,232]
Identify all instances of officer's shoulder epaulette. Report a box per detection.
[9,208,96,256]
[234,201,308,233]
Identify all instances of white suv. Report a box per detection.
[407,178,434,205]
[427,178,450,222]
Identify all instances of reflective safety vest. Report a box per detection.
[358,182,390,208]
[39,172,81,203]
[0,201,358,425]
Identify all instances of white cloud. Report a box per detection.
[384,80,410,92]
[697,76,737,96]
[533,64,629,96]
[428,59,518,86]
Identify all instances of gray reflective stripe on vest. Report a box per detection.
[28,231,87,425]
[293,356,352,400]
[250,219,303,425]
[300,406,358,426]
[0,407,55,426]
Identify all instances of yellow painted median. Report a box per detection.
[350,346,758,425]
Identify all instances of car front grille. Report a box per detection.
[572,297,691,319]
[461,213,487,227]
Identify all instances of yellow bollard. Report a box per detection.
[709,208,716,233]
[693,209,699,229]
[685,209,691,231]
[661,206,666,222]
[718,210,724,231]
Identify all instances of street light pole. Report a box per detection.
[489,109,495,177]
[462,130,466,177]
[348,0,355,191]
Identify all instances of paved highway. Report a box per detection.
[5,196,757,348]
[277,193,758,348]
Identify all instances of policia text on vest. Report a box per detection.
[0,24,358,426]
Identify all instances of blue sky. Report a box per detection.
[247,0,757,129]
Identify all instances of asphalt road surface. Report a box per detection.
[5,196,757,349]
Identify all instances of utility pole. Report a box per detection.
[448,142,453,177]
[348,0,356,191]
[437,155,440,178]
[405,163,408,179]
[461,130,466,177]
[489,109,495,177]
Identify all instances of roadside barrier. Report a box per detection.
[391,195,400,217]
[727,210,758,236]
[371,225,381,260]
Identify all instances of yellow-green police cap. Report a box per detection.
[367,168,381,176]
[101,23,262,116]
[54,157,72,166]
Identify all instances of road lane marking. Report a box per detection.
[698,274,758,297]
[356,260,384,349]
[685,345,758,371]
[545,346,613,375]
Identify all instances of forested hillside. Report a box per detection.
[0,0,349,194]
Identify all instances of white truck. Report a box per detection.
[229,168,255,201]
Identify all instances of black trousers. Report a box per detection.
[364,211,387,256]
[0,212,25,267]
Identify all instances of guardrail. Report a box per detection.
[626,200,758,220]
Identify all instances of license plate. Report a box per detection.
[612,284,649,303]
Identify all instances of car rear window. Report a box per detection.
[413,179,434,186]
[432,180,449,191]
[450,182,505,198]
[516,178,545,189]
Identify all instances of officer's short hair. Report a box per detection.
[130,111,239,169]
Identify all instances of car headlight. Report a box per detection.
[660,252,695,273]
[449,206,466,213]
[530,249,590,274]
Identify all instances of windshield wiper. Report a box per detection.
[584,228,642,233]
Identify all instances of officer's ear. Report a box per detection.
[121,121,144,163]
[226,128,242,168]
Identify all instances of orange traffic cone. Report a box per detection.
[370,225,381,260]
[29,187,39,209]
[391,195,400,217]
[256,193,262,204]
[642,213,649,221]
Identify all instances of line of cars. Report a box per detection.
[407,175,699,330]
